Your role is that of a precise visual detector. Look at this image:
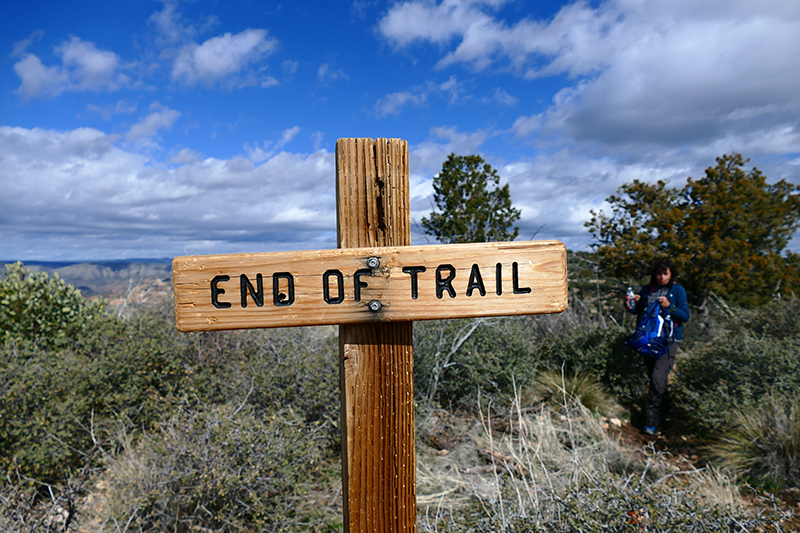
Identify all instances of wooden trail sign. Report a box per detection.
[171,138,568,532]
[172,240,567,332]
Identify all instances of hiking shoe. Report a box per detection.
[642,425,657,436]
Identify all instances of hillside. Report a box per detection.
[3,260,173,305]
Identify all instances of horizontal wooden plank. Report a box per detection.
[173,240,567,331]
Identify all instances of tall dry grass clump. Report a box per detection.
[417,376,785,532]
[711,394,800,492]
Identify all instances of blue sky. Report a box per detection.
[2,0,799,261]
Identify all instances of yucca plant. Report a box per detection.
[520,370,619,417]
[710,394,800,491]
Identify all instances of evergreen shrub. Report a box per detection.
[676,332,800,435]
[0,262,106,349]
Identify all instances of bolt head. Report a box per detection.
[366,256,380,269]
[368,300,382,312]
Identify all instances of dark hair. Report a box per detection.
[649,258,677,287]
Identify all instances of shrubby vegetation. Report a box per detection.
[0,263,342,531]
[100,403,338,532]
[0,261,106,349]
[1,258,798,531]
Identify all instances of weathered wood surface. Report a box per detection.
[336,138,415,532]
[172,240,567,331]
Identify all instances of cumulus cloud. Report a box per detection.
[0,125,337,260]
[172,29,278,86]
[13,37,129,99]
[149,0,198,46]
[87,100,138,121]
[378,0,800,165]
[13,54,69,99]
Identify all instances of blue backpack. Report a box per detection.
[627,300,673,358]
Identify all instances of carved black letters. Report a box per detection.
[323,269,345,304]
[466,264,486,297]
[402,266,426,299]
[435,264,456,299]
[211,275,232,309]
[512,262,532,294]
[240,274,264,308]
[209,261,535,309]
[273,272,295,306]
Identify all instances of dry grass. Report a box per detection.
[415,376,777,532]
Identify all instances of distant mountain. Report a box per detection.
[1,260,172,298]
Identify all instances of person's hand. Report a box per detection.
[658,296,670,308]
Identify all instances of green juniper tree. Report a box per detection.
[586,153,800,319]
[422,153,521,244]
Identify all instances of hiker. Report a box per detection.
[624,258,690,436]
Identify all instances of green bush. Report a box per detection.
[520,370,619,417]
[734,297,800,340]
[676,333,800,435]
[674,298,800,439]
[412,309,645,411]
[0,262,105,349]
[0,308,189,483]
[0,268,193,485]
[102,403,340,532]
[219,327,341,448]
[413,318,541,409]
[537,324,646,400]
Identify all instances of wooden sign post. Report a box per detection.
[172,138,568,532]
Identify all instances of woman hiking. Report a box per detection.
[624,258,690,436]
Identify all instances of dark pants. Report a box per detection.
[643,342,678,428]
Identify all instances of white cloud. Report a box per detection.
[491,87,517,106]
[0,125,338,260]
[409,126,492,175]
[149,0,196,45]
[380,0,800,159]
[126,104,181,143]
[277,126,301,149]
[244,127,302,163]
[13,54,69,99]
[13,37,128,99]
[172,29,278,86]
[87,100,138,121]
[11,30,44,57]
[375,90,427,117]
[57,37,124,89]
[374,76,466,117]
[318,63,348,83]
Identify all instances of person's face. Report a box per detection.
[656,268,672,286]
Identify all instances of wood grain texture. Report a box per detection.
[172,241,568,331]
[337,138,416,532]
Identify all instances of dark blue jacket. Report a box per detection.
[628,282,690,341]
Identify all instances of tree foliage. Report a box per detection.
[422,153,521,243]
[586,153,800,308]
